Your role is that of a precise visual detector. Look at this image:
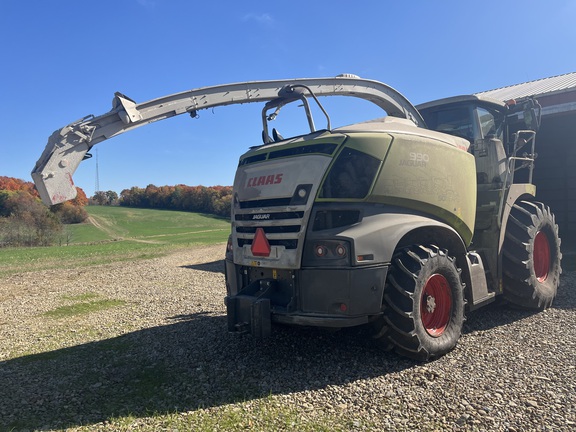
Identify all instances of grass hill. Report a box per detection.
[0,206,230,277]
[70,206,229,245]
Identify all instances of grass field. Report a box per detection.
[0,206,230,277]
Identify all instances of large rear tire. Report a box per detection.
[375,245,465,361]
[502,200,562,309]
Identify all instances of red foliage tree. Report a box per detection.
[71,187,89,206]
[0,176,39,198]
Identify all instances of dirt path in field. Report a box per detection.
[87,215,124,240]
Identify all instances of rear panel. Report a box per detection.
[232,135,347,269]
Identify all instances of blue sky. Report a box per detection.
[1,0,575,196]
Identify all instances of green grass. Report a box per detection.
[89,397,372,432]
[0,206,229,277]
[71,206,229,242]
[44,299,127,318]
[63,221,110,243]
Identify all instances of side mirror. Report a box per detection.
[523,106,540,131]
[505,98,541,132]
[522,98,541,132]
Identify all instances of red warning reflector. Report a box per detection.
[251,227,271,257]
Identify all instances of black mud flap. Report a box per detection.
[226,279,275,338]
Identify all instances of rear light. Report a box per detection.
[313,242,348,259]
[314,245,328,257]
[306,240,351,266]
[335,243,347,258]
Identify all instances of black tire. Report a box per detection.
[374,245,465,361]
[502,200,562,309]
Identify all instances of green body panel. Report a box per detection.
[308,131,476,245]
[340,132,393,160]
[366,133,476,245]
[238,133,348,161]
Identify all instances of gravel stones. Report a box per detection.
[0,244,575,431]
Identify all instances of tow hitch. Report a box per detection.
[225,279,276,338]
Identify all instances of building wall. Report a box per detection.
[532,111,576,249]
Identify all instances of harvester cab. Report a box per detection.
[417,95,560,314]
[417,95,541,188]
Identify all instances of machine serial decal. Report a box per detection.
[246,173,284,187]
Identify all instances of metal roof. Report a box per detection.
[475,72,576,101]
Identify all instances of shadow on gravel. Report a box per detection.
[463,272,576,332]
[0,312,414,430]
[2,273,574,430]
[180,260,225,274]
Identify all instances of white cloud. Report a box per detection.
[242,13,274,26]
[136,0,156,9]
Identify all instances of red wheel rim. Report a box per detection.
[534,230,551,282]
[421,274,452,337]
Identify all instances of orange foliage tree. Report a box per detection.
[0,176,89,247]
[0,176,39,198]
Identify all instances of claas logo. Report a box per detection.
[246,173,283,187]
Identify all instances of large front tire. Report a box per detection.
[378,245,465,361]
[502,200,562,309]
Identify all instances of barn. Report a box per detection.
[475,73,576,251]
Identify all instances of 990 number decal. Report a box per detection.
[400,152,429,167]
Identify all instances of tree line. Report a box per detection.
[118,184,232,217]
[0,176,88,247]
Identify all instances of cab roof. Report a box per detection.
[416,94,506,112]
[334,116,470,151]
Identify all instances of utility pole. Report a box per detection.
[95,148,100,195]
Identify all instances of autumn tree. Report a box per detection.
[90,190,119,205]
[0,176,39,197]
[105,190,118,205]
[51,201,88,224]
[0,177,88,247]
[91,191,108,205]
[119,184,232,218]
[0,190,61,246]
[71,187,89,206]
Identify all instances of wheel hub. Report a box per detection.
[534,230,551,282]
[421,273,452,337]
[425,295,437,314]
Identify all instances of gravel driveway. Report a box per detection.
[0,244,574,431]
